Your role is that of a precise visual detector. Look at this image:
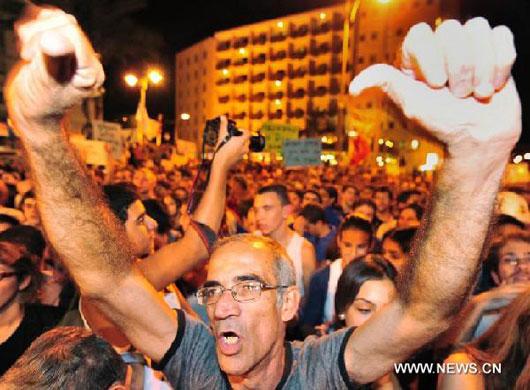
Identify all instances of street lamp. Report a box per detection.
[124,69,164,144]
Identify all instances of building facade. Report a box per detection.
[175,0,460,171]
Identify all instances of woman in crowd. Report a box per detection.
[381,227,418,273]
[0,241,62,376]
[334,255,400,389]
[438,289,529,390]
[302,215,374,335]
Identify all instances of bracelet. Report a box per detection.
[189,220,217,255]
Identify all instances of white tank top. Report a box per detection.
[286,232,305,297]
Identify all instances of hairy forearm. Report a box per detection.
[400,152,509,323]
[19,121,133,296]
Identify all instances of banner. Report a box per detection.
[92,120,127,160]
[282,138,322,167]
[260,122,299,153]
[70,135,110,166]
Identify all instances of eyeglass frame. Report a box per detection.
[196,280,291,306]
[0,271,20,281]
[500,255,530,268]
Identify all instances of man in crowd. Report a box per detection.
[299,204,337,264]
[6,7,521,390]
[340,185,357,215]
[254,184,316,297]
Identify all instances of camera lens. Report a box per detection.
[249,134,266,152]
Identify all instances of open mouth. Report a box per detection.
[221,331,239,345]
[217,331,242,355]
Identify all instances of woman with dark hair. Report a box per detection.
[381,227,418,273]
[334,255,400,389]
[439,289,530,390]
[334,254,397,329]
[0,241,62,375]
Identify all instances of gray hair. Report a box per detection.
[213,234,296,303]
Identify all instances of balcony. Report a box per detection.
[288,66,307,79]
[233,57,249,66]
[288,108,305,119]
[236,94,247,102]
[251,72,266,83]
[250,110,264,119]
[215,59,231,69]
[288,88,306,99]
[288,45,307,60]
[233,37,249,49]
[268,70,286,81]
[252,33,268,45]
[269,109,283,120]
[250,92,266,103]
[216,78,230,86]
[218,95,230,104]
[289,24,309,38]
[309,83,328,97]
[217,40,231,51]
[309,61,328,76]
[233,74,248,84]
[311,21,331,35]
[270,32,287,43]
[268,91,284,100]
[233,112,247,120]
[270,49,287,61]
[251,53,267,65]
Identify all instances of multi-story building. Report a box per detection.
[175,0,461,171]
[175,37,217,145]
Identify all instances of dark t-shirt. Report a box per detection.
[0,304,63,376]
[155,310,360,389]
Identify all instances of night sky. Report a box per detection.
[102,0,529,146]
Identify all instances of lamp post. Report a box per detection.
[124,69,163,144]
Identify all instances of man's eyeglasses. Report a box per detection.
[500,255,530,267]
[0,272,20,281]
[196,280,290,306]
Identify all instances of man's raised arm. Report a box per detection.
[5,6,177,362]
[139,116,248,291]
[342,18,521,384]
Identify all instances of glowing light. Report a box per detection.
[348,131,358,137]
[378,138,384,145]
[180,113,191,121]
[239,48,246,55]
[222,68,229,76]
[274,80,282,87]
[319,12,327,20]
[321,136,327,143]
[513,155,523,164]
[385,140,394,148]
[275,99,282,105]
[277,21,284,29]
[124,73,138,87]
[426,153,439,166]
[148,69,163,85]
[411,139,419,150]
[524,153,530,160]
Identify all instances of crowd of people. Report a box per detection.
[0,4,528,390]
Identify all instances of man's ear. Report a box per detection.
[282,204,293,219]
[280,286,300,322]
[17,274,31,291]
